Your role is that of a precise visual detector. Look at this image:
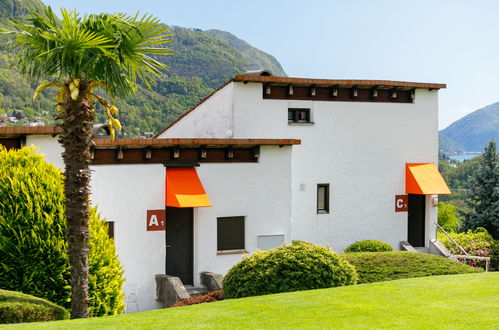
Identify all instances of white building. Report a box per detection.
[0,72,450,311]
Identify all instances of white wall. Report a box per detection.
[26,135,64,169]
[229,82,440,251]
[91,164,166,312]
[89,146,291,310]
[159,82,234,138]
[192,146,292,285]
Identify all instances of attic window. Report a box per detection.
[288,108,310,124]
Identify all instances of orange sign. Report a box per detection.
[146,209,166,231]
[395,195,408,212]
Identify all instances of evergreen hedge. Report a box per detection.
[344,240,393,253]
[0,289,69,324]
[223,241,357,299]
[0,146,124,316]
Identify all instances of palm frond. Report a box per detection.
[2,7,172,97]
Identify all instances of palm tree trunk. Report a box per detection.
[59,83,95,318]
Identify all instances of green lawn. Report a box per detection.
[4,273,498,329]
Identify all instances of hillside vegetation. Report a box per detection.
[0,1,287,137]
[440,102,499,153]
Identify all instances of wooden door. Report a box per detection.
[408,194,425,247]
[165,207,193,285]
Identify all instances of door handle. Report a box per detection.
[165,245,171,248]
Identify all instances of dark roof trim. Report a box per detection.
[233,75,447,90]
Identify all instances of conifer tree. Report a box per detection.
[462,139,499,239]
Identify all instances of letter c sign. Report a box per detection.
[395,195,408,212]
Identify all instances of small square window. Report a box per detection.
[106,221,115,240]
[288,108,310,123]
[217,216,245,251]
[317,184,330,214]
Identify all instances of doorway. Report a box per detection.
[165,207,193,285]
[407,194,425,247]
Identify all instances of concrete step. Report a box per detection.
[414,247,429,253]
[184,285,208,297]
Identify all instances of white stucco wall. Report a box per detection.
[165,81,441,252]
[91,164,166,312]
[89,146,292,311]
[229,82,440,251]
[159,82,234,138]
[193,146,292,282]
[25,135,64,169]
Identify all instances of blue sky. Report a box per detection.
[42,0,499,129]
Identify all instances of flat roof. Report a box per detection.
[232,75,447,90]
[94,138,300,148]
[0,126,300,147]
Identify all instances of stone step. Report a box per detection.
[414,247,430,253]
[184,285,209,297]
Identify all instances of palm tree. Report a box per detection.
[2,7,171,318]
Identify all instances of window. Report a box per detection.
[106,221,115,239]
[288,108,311,123]
[217,216,245,251]
[317,184,330,214]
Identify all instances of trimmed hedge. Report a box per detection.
[0,146,124,316]
[223,241,357,299]
[344,240,393,253]
[0,289,69,324]
[342,251,482,284]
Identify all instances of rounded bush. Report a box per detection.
[344,240,393,253]
[222,241,357,299]
[0,289,69,324]
[0,146,124,316]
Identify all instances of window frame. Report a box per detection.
[217,216,245,252]
[317,183,330,214]
[288,108,311,124]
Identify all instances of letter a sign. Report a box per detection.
[146,209,166,231]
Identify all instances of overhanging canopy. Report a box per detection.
[165,167,212,207]
[406,163,451,195]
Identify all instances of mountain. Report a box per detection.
[205,29,286,77]
[0,0,287,137]
[439,102,499,154]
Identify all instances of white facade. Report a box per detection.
[10,75,446,312]
[160,81,440,252]
[22,136,292,311]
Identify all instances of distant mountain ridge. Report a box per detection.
[0,0,287,137]
[439,102,499,154]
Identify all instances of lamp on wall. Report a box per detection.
[432,196,439,207]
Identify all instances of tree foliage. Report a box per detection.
[437,202,461,232]
[462,139,499,238]
[0,146,124,316]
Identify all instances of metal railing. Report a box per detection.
[434,222,468,255]
[434,222,490,272]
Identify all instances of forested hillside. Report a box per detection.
[439,102,499,154]
[0,0,287,137]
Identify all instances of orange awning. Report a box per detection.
[165,167,212,207]
[406,163,451,195]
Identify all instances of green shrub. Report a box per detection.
[0,146,124,316]
[0,146,70,307]
[342,251,482,284]
[344,240,393,253]
[0,289,69,324]
[88,208,125,316]
[223,241,357,299]
[489,242,499,272]
[438,228,494,268]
